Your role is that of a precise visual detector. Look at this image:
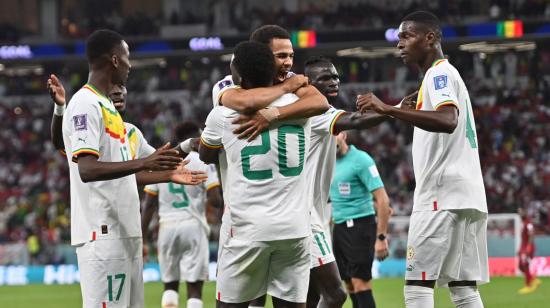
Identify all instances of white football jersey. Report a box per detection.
[307,107,346,233]
[144,151,220,225]
[201,93,312,241]
[62,84,141,245]
[212,75,235,108]
[125,122,155,159]
[412,59,487,213]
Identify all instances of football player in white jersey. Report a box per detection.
[200,41,329,307]
[48,77,156,160]
[61,29,207,308]
[357,11,489,308]
[142,122,223,308]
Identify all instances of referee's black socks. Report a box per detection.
[353,289,375,308]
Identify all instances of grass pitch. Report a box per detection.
[0,277,548,307]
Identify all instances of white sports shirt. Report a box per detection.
[144,151,220,226]
[62,84,141,245]
[201,93,312,241]
[412,59,487,213]
[125,122,155,159]
[307,107,346,233]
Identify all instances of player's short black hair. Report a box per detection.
[86,29,124,65]
[304,56,334,78]
[174,121,201,141]
[402,11,442,39]
[304,56,333,69]
[233,41,275,88]
[250,25,290,45]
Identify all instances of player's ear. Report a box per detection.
[426,31,436,46]
[111,54,119,68]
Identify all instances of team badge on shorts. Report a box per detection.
[407,246,415,261]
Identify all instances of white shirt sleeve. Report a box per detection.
[212,76,236,107]
[311,106,346,136]
[68,98,101,160]
[135,127,156,158]
[205,164,220,190]
[144,183,159,196]
[426,67,459,110]
[200,107,224,149]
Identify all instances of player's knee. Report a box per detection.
[161,290,179,308]
[322,286,347,306]
[351,278,372,292]
[450,286,484,308]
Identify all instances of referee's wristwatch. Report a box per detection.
[377,233,386,241]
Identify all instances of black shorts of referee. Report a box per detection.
[333,214,376,282]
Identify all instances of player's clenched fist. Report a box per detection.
[141,143,183,171]
[169,160,209,185]
[282,74,308,93]
[356,92,391,115]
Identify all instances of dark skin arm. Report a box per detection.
[76,144,182,183]
[198,142,221,165]
[232,85,330,141]
[141,192,159,242]
[47,74,67,150]
[357,92,458,133]
[220,75,308,113]
[206,186,223,209]
[332,111,389,134]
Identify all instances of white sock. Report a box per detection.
[404,285,434,308]
[249,306,264,308]
[450,286,484,308]
[161,290,179,308]
[187,298,203,308]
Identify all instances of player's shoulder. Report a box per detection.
[124,122,137,131]
[353,146,375,164]
[427,59,459,79]
[270,93,299,107]
[185,151,208,170]
[213,75,234,89]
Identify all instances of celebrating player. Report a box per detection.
[357,11,489,308]
[200,41,329,307]
[142,122,223,308]
[62,29,207,308]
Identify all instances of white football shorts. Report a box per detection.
[310,229,336,268]
[405,209,489,287]
[76,237,144,308]
[216,236,310,303]
[157,218,209,283]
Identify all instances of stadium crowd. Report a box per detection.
[2,0,550,43]
[1,46,550,264]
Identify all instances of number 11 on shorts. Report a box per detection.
[107,273,126,302]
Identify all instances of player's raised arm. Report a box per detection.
[357,92,458,133]
[220,74,307,113]
[48,74,67,150]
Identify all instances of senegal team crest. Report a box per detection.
[407,246,415,261]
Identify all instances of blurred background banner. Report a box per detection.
[1,0,549,286]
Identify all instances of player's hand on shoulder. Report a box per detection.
[399,90,418,110]
[356,92,390,114]
[142,143,183,171]
[47,74,66,106]
[282,74,308,93]
[169,159,208,185]
[232,112,270,142]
